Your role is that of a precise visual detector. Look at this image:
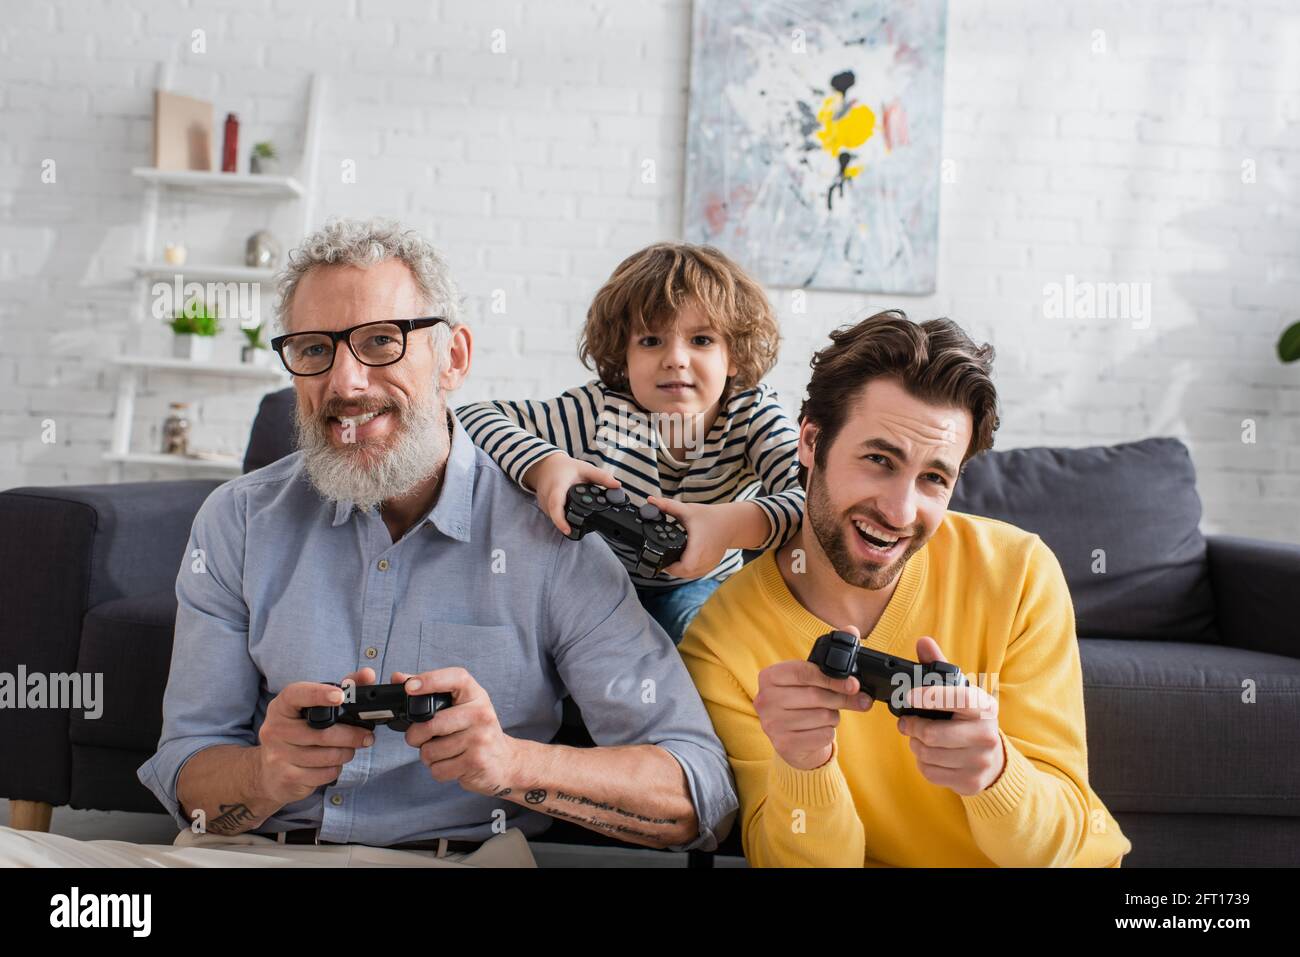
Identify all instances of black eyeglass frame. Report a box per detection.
[270,317,448,376]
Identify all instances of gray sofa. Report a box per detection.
[1,388,1297,865]
[947,441,1300,866]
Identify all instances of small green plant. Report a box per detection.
[253,141,277,159]
[166,299,222,337]
[1279,321,1300,364]
[241,323,268,349]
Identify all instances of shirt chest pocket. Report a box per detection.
[417,620,523,729]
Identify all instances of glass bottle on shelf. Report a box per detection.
[162,403,192,456]
[222,113,239,173]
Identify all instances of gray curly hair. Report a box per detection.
[274,218,462,337]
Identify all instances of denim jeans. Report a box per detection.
[636,577,724,646]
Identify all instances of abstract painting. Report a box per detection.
[683,0,948,293]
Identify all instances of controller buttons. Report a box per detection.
[638,503,662,521]
[581,494,594,504]
[827,647,854,672]
[574,484,588,495]
[606,487,627,504]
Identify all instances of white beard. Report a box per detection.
[295,389,450,512]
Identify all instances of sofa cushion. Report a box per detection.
[950,437,1217,642]
[1080,638,1300,816]
[243,387,297,473]
[1111,811,1300,867]
[71,591,176,753]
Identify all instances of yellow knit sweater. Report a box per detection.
[678,511,1132,867]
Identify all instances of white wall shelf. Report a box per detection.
[107,64,325,482]
[103,452,243,474]
[130,167,304,198]
[133,263,278,283]
[112,354,288,380]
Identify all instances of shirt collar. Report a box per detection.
[329,409,475,542]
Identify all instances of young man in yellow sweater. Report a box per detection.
[678,311,1131,867]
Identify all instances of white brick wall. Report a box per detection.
[1,0,1298,542]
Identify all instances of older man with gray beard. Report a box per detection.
[0,218,737,868]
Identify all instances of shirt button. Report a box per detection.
[330,794,343,806]
[377,559,390,571]
[365,647,378,659]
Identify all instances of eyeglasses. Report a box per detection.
[270,317,448,376]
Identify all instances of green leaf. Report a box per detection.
[1279,321,1300,363]
[165,298,222,336]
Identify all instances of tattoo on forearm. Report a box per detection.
[543,804,661,842]
[554,790,679,826]
[492,786,513,798]
[524,788,547,805]
[207,803,256,834]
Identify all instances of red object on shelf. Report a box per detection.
[221,113,239,173]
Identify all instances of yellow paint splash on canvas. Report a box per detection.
[816,94,875,178]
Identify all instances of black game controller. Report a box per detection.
[301,682,453,731]
[564,483,687,578]
[808,630,969,720]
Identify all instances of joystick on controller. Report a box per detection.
[301,681,453,731]
[807,630,969,720]
[564,483,687,578]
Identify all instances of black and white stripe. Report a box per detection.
[456,380,805,588]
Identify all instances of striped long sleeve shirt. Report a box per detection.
[455,379,806,589]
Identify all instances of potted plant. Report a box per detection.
[1279,321,1300,365]
[240,322,272,366]
[250,141,279,175]
[166,299,222,362]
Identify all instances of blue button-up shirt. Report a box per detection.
[137,410,737,851]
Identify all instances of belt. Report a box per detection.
[266,827,484,855]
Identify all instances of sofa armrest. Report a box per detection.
[1206,534,1300,659]
[0,480,219,804]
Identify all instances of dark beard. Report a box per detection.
[804,465,926,590]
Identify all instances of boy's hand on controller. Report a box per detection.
[255,678,376,806]
[754,626,874,772]
[894,636,1006,796]
[392,668,525,797]
[524,453,621,535]
[647,496,728,579]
